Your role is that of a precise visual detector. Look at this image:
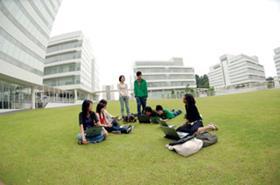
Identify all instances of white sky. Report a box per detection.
[51,0,280,87]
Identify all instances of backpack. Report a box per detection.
[167,138,203,157]
[123,115,137,123]
[195,132,218,147]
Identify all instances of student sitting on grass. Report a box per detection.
[99,99,121,121]
[155,105,182,121]
[77,100,108,145]
[96,102,133,134]
[176,94,218,135]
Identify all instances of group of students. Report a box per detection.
[77,71,218,145]
[77,99,134,144]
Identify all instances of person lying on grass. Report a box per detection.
[155,105,182,121]
[77,100,108,145]
[176,94,218,135]
[96,102,133,134]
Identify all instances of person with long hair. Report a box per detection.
[118,75,130,118]
[176,94,218,135]
[77,100,108,144]
[96,102,133,134]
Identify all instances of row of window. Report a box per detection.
[46,51,81,64]
[148,81,195,88]
[135,68,194,73]
[43,75,81,87]
[47,40,82,53]
[44,63,81,75]
[143,74,194,80]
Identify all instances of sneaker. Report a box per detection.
[112,130,122,134]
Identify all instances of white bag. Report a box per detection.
[168,138,203,157]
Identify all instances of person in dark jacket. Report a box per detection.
[176,94,218,135]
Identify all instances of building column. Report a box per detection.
[31,87,36,109]
[74,89,78,103]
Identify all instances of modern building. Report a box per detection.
[208,54,266,89]
[133,58,196,99]
[0,0,62,109]
[43,31,99,102]
[274,47,280,78]
[102,85,115,101]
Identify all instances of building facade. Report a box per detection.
[208,54,266,89]
[43,31,99,101]
[0,0,62,109]
[274,47,280,78]
[133,58,196,99]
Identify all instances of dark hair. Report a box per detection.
[99,99,107,105]
[119,75,125,82]
[144,106,153,113]
[156,105,163,111]
[82,99,93,116]
[184,94,196,107]
[136,71,142,76]
[96,102,105,114]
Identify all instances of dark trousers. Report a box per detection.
[105,119,127,133]
[172,110,182,117]
[136,96,147,115]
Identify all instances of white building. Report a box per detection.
[43,31,99,102]
[133,58,196,99]
[0,0,62,109]
[102,85,115,101]
[274,47,280,78]
[208,54,266,89]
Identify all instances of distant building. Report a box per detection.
[274,47,280,79]
[43,31,99,102]
[133,58,196,99]
[102,85,115,101]
[0,0,62,109]
[208,54,266,89]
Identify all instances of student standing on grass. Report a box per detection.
[176,94,218,135]
[134,71,148,115]
[118,75,130,118]
[77,100,108,145]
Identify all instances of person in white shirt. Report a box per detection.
[117,75,130,117]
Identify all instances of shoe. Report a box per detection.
[112,130,122,134]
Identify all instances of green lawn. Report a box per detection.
[0,89,280,185]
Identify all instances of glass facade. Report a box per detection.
[44,75,81,87]
[0,0,62,109]
[44,63,81,75]
[47,40,82,53]
[0,79,32,109]
[46,51,81,64]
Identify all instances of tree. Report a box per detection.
[195,74,210,88]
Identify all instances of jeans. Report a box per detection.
[105,119,129,133]
[76,133,105,144]
[172,110,182,117]
[135,96,147,115]
[119,96,130,116]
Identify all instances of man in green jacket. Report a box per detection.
[134,71,148,115]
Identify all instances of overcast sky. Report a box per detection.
[51,0,280,87]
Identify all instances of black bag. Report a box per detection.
[195,132,218,147]
[169,135,195,146]
[123,115,137,123]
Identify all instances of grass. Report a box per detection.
[0,89,280,185]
